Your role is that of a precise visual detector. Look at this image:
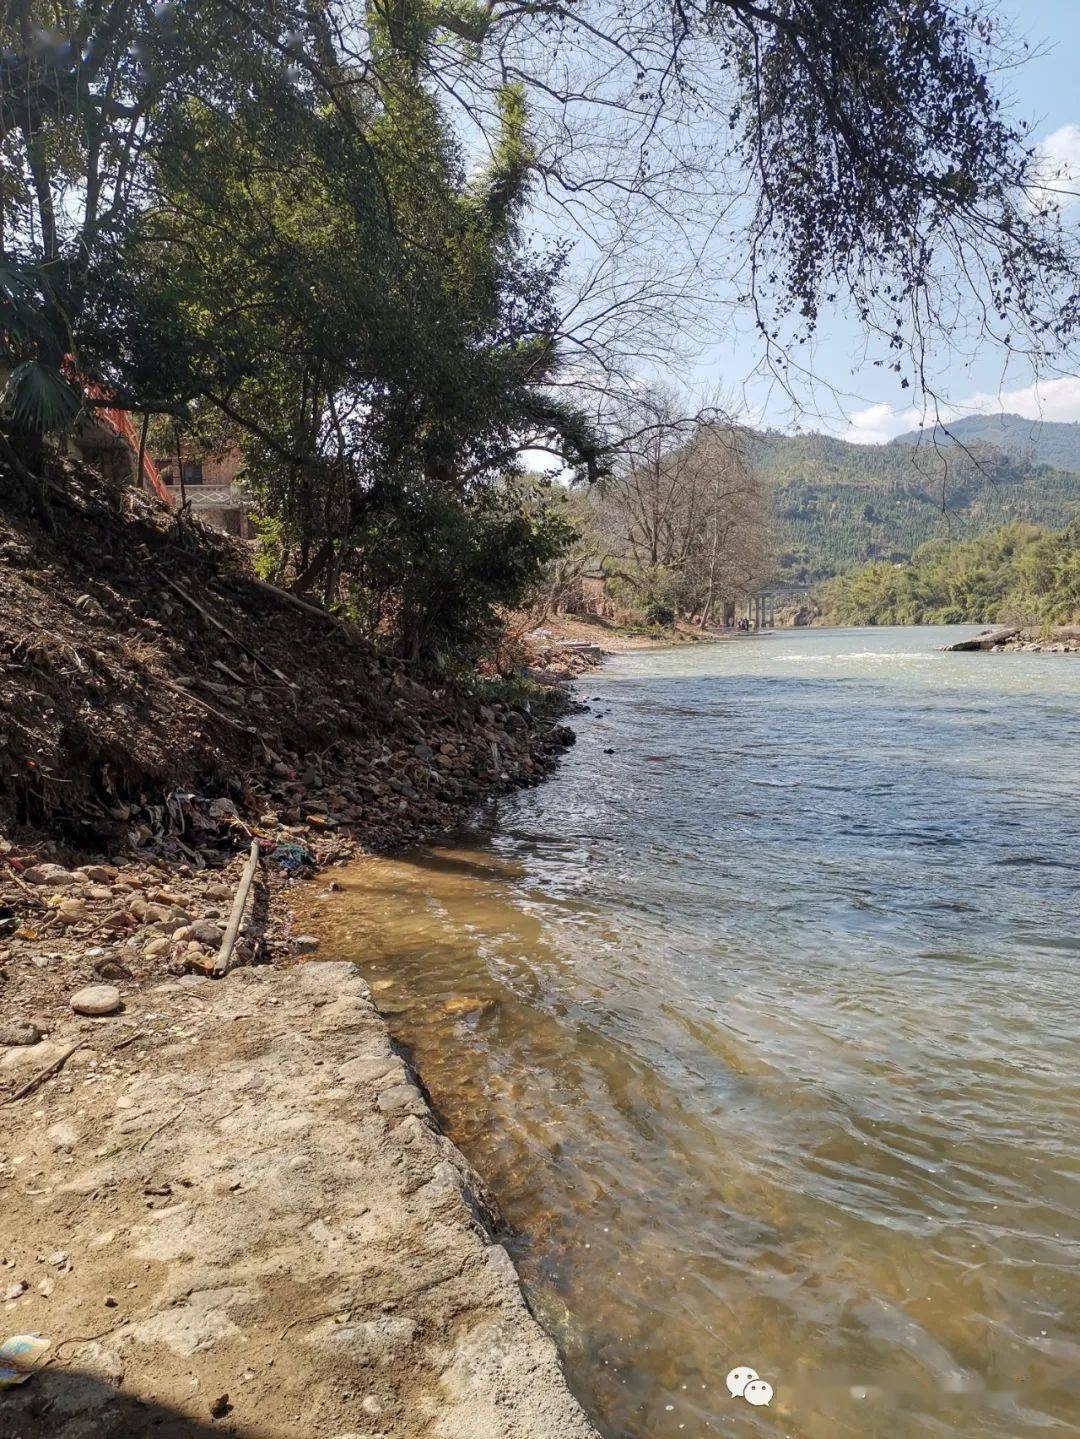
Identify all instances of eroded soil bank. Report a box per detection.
[0,469,602,1436]
[1,960,599,1439]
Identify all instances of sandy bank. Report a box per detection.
[528,612,754,660]
[1,960,599,1438]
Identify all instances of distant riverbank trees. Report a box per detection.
[581,393,772,627]
[817,523,1080,627]
[524,393,774,631]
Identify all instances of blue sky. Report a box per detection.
[691,0,1080,443]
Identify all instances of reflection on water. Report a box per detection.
[314,627,1080,1438]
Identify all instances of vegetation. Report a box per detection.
[891,414,1080,473]
[817,523,1080,626]
[1,2,1078,668]
[583,393,771,626]
[750,433,1080,583]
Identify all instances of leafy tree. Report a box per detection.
[2,0,1078,661]
[817,522,1080,625]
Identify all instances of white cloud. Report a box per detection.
[843,402,921,445]
[842,375,1080,446]
[1029,123,1080,213]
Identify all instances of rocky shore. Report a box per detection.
[0,690,600,1436]
[943,624,1080,653]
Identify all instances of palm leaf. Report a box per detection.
[2,360,82,435]
[0,256,47,347]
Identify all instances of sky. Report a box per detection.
[691,0,1080,444]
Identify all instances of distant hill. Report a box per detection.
[890,412,1080,473]
[747,428,1080,584]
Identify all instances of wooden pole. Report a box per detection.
[137,411,149,492]
[214,840,261,977]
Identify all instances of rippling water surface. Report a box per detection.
[319,626,1080,1438]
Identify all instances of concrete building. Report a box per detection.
[153,448,253,538]
[69,401,172,505]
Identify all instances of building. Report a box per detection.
[153,447,253,538]
[69,400,172,505]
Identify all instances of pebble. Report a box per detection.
[47,1122,81,1152]
[21,864,74,887]
[189,920,224,946]
[70,984,122,1016]
[93,957,133,981]
[56,897,89,924]
[294,935,320,954]
[79,865,115,884]
[0,1020,42,1046]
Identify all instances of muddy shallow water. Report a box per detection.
[315,626,1080,1438]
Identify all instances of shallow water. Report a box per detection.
[319,626,1080,1438]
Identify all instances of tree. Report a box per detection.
[816,521,1080,625]
[594,389,770,622]
[1,0,1076,659]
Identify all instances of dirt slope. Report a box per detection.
[0,462,570,853]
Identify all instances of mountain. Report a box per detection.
[747,429,1080,584]
[890,412,1080,473]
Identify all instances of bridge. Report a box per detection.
[722,592,778,629]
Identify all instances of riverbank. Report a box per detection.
[943,623,1080,652]
[1,959,599,1438]
[0,472,599,1434]
[524,614,756,682]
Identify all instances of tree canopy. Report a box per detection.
[0,0,1076,658]
[817,521,1080,625]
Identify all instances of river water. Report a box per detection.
[319,626,1080,1438]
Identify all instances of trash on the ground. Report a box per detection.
[0,1333,51,1387]
[270,842,315,876]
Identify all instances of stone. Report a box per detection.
[313,1316,417,1364]
[21,864,75,887]
[189,920,224,946]
[70,984,122,1016]
[294,935,320,954]
[93,957,132,981]
[56,897,89,924]
[2,1279,27,1300]
[0,1020,41,1046]
[149,889,186,907]
[377,1083,426,1116]
[48,1122,82,1152]
[79,865,115,884]
[129,1286,249,1356]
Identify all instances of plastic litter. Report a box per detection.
[0,1333,50,1387]
[270,842,315,876]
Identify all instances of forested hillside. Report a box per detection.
[748,431,1080,582]
[891,412,1080,472]
[817,522,1080,626]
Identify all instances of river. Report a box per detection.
[318,625,1080,1438]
